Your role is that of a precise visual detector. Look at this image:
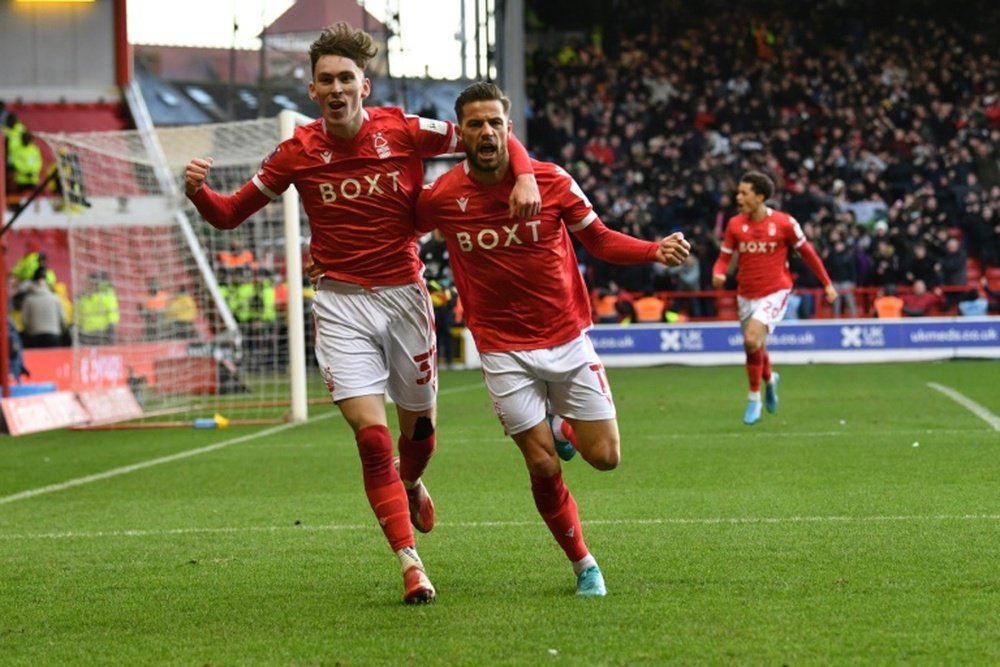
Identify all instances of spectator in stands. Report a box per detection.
[20,267,67,348]
[632,290,666,323]
[139,278,168,340]
[166,284,197,339]
[7,316,28,383]
[823,232,858,318]
[76,272,116,345]
[3,113,26,170]
[216,237,256,272]
[419,230,456,368]
[872,283,904,319]
[901,279,943,317]
[667,254,704,318]
[593,282,623,324]
[957,282,989,316]
[904,242,941,288]
[10,131,42,194]
[938,237,968,308]
[522,0,998,309]
[12,247,54,286]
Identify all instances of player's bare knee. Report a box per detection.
[584,438,620,471]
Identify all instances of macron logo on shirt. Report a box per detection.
[457,197,469,212]
[321,150,332,163]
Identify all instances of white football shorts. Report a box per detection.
[737,289,791,333]
[479,332,616,436]
[312,279,437,410]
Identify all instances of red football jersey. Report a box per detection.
[717,208,807,298]
[416,160,596,353]
[253,107,459,288]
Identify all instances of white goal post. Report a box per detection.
[13,110,317,427]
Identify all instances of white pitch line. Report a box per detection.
[0,382,485,507]
[2,514,999,541]
[927,382,1000,431]
[0,416,334,507]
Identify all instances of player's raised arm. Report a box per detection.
[184,157,213,196]
[184,156,271,231]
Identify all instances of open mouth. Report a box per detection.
[478,143,497,159]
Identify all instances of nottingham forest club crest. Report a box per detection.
[372,132,391,159]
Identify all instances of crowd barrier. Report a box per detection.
[456,317,1000,369]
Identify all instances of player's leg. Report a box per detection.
[738,291,789,425]
[762,346,780,413]
[566,418,620,471]
[394,407,436,533]
[546,334,620,470]
[511,424,606,597]
[741,318,767,424]
[547,412,578,461]
[314,285,434,603]
[483,343,607,596]
[385,282,439,534]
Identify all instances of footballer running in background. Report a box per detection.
[184,23,541,605]
[711,171,837,425]
[416,82,690,597]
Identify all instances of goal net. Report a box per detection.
[30,112,315,427]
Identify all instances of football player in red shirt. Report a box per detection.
[184,24,541,605]
[712,171,837,425]
[417,82,690,597]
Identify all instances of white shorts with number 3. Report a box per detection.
[312,280,437,410]
[479,332,616,436]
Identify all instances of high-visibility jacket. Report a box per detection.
[633,295,666,322]
[12,141,42,188]
[100,285,120,326]
[167,293,197,324]
[77,292,111,333]
[254,280,276,322]
[595,293,619,321]
[873,295,904,319]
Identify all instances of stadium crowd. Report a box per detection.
[520,0,1000,317]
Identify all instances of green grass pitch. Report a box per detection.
[1,360,998,665]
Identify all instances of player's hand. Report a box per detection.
[824,283,838,304]
[655,232,691,266]
[304,255,324,287]
[712,273,727,289]
[184,157,214,197]
[509,173,541,218]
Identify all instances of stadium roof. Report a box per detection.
[264,0,387,37]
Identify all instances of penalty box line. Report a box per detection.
[927,382,1000,432]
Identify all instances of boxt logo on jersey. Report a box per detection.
[454,220,542,252]
[317,170,402,203]
[738,240,780,253]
